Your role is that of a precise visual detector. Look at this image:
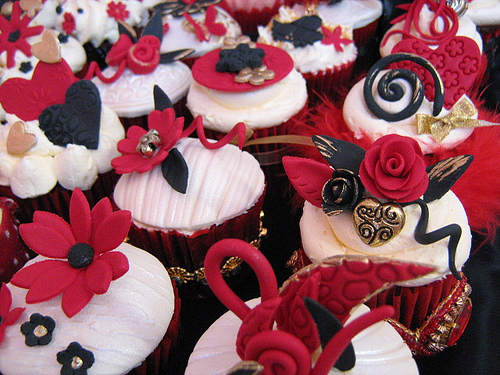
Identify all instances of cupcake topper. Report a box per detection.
[283,134,473,278]
[205,238,435,375]
[31,28,61,64]
[182,4,227,42]
[112,86,246,194]
[159,0,222,18]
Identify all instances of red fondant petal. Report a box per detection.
[33,211,76,245]
[61,272,94,318]
[283,156,333,208]
[0,284,12,316]
[70,189,92,244]
[85,259,113,295]
[98,251,129,280]
[19,223,72,258]
[117,137,142,154]
[92,210,131,254]
[25,264,78,304]
[10,260,67,288]
[4,307,25,326]
[111,154,147,174]
[90,197,113,240]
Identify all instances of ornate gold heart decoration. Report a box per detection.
[7,121,37,155]
[352,198,405,247]
[31,29,61,64]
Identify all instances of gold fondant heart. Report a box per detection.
[352,198,405,247]
[31,29,61,64]
[7,121,37,155]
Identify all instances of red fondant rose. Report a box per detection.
[106,34,134,66]
[127,35,160,75]
[359,134,428,203]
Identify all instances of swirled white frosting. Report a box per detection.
[160,7,242,58]
[113,137,265,235]
[0,106,124,198]
[91,62,192,118]
[292,0,383,29]
[466,0,500,27]
[380,3,483,57]
[257,6,357,74]
[0,243,175,375]
[300,191,471,287]
[187,68,307,132]
[343,73,475,154]
[186,298,418,375]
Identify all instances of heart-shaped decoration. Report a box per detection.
[6,121,37,155]
[39,80,101,149]
[20,0,43,18]
[31,29,61,64]
[391,36,481,109]
[352,198,405,247]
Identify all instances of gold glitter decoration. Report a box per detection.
[235,65,275,86]
[136,129,162,157]
[222,35,256,50]
[71,356,84,369]
[416,97,499,142]
[34,325,48,338]
[352,198,405,247]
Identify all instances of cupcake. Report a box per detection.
[466,0,500,40]
[0,32,125,223]
[112,89,266,297]
[257,5,357,100]
[283,134,473,355]
[185,238,434,374]
[218,0,285,35]
[160,2,242,67]
[0,188,179,375]
[187,38,308,179]
[86,11,192,129]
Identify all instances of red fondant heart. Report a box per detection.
[391,36,481,109]
[0,60,77,121]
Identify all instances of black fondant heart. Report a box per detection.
[39,80,101,150]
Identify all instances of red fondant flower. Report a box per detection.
[107,1,130,21]
[359,134,428,202]
[0,283,25,344]
[0,2,43,68]
[112,108,185,174]
[321,26,353,52]
[10,189,130,318]
[127,35,161,74]
[106,34,134,66]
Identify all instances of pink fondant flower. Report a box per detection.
[0,283,25,344]
[107,1,130,21]
[359,134,428,203]
[112,108,185,174]
[10,189,130,318]
[0,2,43,68]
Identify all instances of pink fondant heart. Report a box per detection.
[391,36,481,109]
[0,60,77,121]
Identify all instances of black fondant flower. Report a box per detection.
[57,342,94,375]
[216,44,265,73]
[20,313,55,346]
[272,15,322,48]
[322,169,364,216]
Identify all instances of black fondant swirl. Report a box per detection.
[411,199,461,280]
[363,53,444,122]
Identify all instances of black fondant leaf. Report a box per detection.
[143,11,164,42]
[272,15,322,48]
[424,155,473,203]
[304,297,355,371]
[160,48,195,64]
[312,135,366,174]
[39,80,101,150]
[117,21,137,43]
[161,148,189,194]
[153,85,173,111]
[226,361,264,375]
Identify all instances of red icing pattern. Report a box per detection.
[0,283,25,344]
[182,5,227,42]
[191,43,294,92]
[0,60,78,121]
[391,37,481,109]
[10,189,130,318]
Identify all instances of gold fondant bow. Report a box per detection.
[416,97,499,142]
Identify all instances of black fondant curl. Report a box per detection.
[363,53,444,122]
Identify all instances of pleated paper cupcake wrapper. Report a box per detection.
[302,61,355,102]
[0,171,119,224]
[353,18,380,47]
[218,1,284,35]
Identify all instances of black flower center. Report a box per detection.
[8,30,20,43]
[0,316,3,325]
[67,243,94,268]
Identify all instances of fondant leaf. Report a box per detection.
[282,156,332,207]
[117,21,137,43]
[161,148,189,194]
[153,85,173,111]
[312,135,366,174]
[424,155,473,203]
[142,11,163,41]
[304,297,355,371]
[160,48,195,64]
